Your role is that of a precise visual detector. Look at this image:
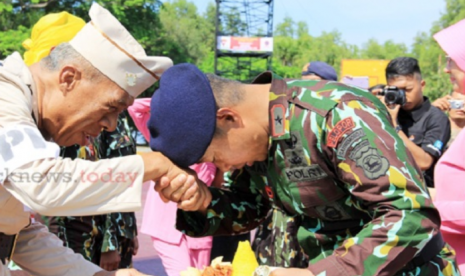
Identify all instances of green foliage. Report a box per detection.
[0,0,463,99]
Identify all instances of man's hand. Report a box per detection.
[156,173,213,213]
[140,151,177,182]
[94,268,152,276]
[100,250,121,271]
[270,268,314,276]
[378,95,401,125]
[432,95,452,111]
[386,104,401,125]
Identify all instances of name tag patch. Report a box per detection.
[285,164,328,182]
[327,118,355,148]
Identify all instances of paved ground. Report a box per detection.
[133,146,168,276]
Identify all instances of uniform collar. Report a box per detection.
[400,96,431,122]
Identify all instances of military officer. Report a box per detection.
[149,64,459,276]
[0,3,202,276]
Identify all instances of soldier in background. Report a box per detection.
[150,64,459,276]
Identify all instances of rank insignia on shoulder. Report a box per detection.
[327,117,355,148]
[271,104,286,137]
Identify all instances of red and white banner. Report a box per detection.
[217,36,273,52]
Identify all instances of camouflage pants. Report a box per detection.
[49,216,134,269]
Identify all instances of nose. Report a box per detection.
[100,113,118,132]
[444,68,451,74]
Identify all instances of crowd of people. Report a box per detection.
[1,3,465,276]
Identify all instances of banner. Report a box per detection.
[217,36,273,53]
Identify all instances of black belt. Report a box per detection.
[0,233,17,265]
[400,233,445,272]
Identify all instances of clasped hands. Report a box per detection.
[154,163,212,213]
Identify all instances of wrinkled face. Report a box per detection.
[199,129,269,173]
[445,57,465,95]
[387,75,424,111]
[45,76,134,147]
[449,91,465,121]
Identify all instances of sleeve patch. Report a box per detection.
[327,117,355,148]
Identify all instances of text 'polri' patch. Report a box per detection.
[327,117,355,148]
[285,164,328,182]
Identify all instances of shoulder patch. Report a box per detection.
[350,143,389,180]
[327,117,355,148]
[337,129,364,157]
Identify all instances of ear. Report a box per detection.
[216,107,242,130]
[58,65,82,93]
[420,79,426,90]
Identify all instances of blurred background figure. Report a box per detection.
[22,11,139,272]
[432,91,465,149]
[432,18,465,275]
[128,98,216,276]
[301,61,337,81]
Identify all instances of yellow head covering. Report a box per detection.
[22,11,85,66]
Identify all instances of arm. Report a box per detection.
[127,98,151,142]
[307,100,440,276]
[176,166,271,237]
[100,214,121,271]
[389,105,450,171]
[396,129,434,170]
[12,222,102,276]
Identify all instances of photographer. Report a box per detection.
[432,91,465,149]
[382,57,450,187]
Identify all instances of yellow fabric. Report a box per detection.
[232,240,259,276]
[22,11,85,66]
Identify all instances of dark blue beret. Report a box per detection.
[301,61,338,81]
[148,63,216,168]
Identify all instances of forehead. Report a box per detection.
[387,75,417,87]
[98,79,134,106]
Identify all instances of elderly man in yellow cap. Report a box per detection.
[0,3,206,276]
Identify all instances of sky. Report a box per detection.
[187,0,446,48]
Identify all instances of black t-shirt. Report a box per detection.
[398,97,451,187]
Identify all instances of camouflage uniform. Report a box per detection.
[49,112,138,268]
[177,74,459,275]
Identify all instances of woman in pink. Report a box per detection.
[128,98,216,276]
[433,18,465,273]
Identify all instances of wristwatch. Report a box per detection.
[395,125,402,133]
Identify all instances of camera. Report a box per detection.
[448,99,464,110]
[377,86,406,106]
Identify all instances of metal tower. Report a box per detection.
[214,0,274,82]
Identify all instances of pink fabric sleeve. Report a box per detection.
[190,162,217,187]
[127,98,151,142]
[434,129,465,234]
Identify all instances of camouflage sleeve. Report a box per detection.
[176,166,271,236]
[101,214,119,253]
[308,99,440,276]
[98,112,137,159]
